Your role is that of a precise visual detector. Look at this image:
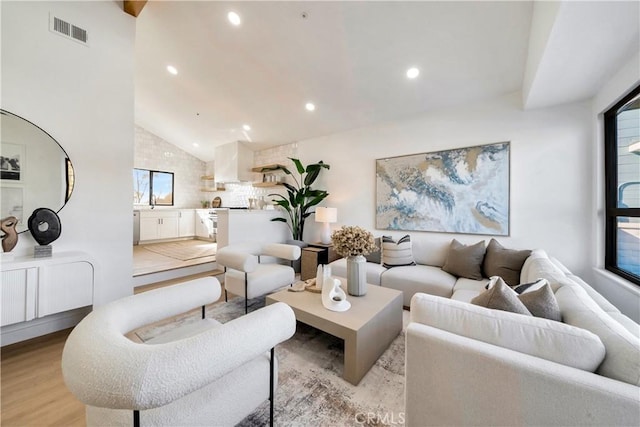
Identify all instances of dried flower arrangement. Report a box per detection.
[331,226,377,257]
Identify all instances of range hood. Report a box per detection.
[213,141,254,183]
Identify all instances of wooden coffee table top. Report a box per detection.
[266,278,402,334]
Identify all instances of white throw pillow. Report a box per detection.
[410,293,605,372]
[381,235,416,268]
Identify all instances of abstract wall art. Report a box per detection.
[376,142,510,236]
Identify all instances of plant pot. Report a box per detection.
[346,255,367,296]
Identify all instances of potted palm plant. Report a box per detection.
[269,158,330,242]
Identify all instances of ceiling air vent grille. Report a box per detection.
[49,14,89,46]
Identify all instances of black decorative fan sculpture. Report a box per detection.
[28,208,62,246]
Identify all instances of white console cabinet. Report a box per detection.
[1,251,95,345]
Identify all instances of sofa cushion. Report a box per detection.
[329,258,386,286]
[519,250,567,291]
[555,285,640,386]
[518,284,561,322]
[411,238,450,267]
[450,278,488,302]
[410,293,606,372]
[381,265,456,306]
[453,277,490,292]
[608,312,640,337]
[471,279,532,316]
[442,239,486,280]
[381,235,416,268]
[450,289,482,303]
[565,273,621,314]
[482,239,531,286]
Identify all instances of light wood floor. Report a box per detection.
[133,239,216,277]
[1,271,225,427]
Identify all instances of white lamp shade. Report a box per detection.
[315,207,337,223]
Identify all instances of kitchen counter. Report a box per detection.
[216,209,289,248]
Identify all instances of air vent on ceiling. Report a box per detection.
[49,14,88,45]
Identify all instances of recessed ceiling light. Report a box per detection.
[242,124,251,131]
[406,67,420,79]
[193,142,200,147]
[167,65,178,75]
[305,102,316,112]
[228,11,241,26]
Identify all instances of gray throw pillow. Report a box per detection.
[482,238,532,286]
[471,279,532,316]
[442,239,486,280]
[519,283,562,322]
[365,237,382,264]
[381,235,416,268]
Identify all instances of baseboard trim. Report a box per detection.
[133,262,219,287]
[1,307,91,346]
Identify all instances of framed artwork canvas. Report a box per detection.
[376,142,510,236]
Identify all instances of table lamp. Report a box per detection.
[315,207,337,245]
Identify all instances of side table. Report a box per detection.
[300,244,340,280]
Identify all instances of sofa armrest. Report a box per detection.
[63,301,296,410]
[405,323,640,427]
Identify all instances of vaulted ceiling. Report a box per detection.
[132,1,639,161]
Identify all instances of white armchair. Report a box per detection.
[61,277,296,426]
[216,242,302,313]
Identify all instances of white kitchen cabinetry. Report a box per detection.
[139,210,179,241]
[1,252,94,329]
[195,209,213,240]
[216,209,288,249]
[179,210,196,237]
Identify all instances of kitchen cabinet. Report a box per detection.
[139,210,179,241]
[216,209,288,249]
[1,252,94,328]
[195,209,214,240]
[178,210,196,237]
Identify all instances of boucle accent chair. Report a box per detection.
[61,277,296,426]
[216,242,301,313]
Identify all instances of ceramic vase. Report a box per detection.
[346,255,367,296]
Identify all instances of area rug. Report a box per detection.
[142,241,216,261]
[133,295,407,427]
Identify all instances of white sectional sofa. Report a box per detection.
[331,239,640,425]
[330,238,489,306]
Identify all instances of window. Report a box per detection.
[133,168,174,206]
[604,84,640,285]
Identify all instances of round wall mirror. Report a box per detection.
[0,109,75,233]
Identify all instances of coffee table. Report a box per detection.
[266,278,403,385]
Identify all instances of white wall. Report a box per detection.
[2,1,135,306]
[134,125,206,209]
[298,93,594,281]
[591,53,640,322]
